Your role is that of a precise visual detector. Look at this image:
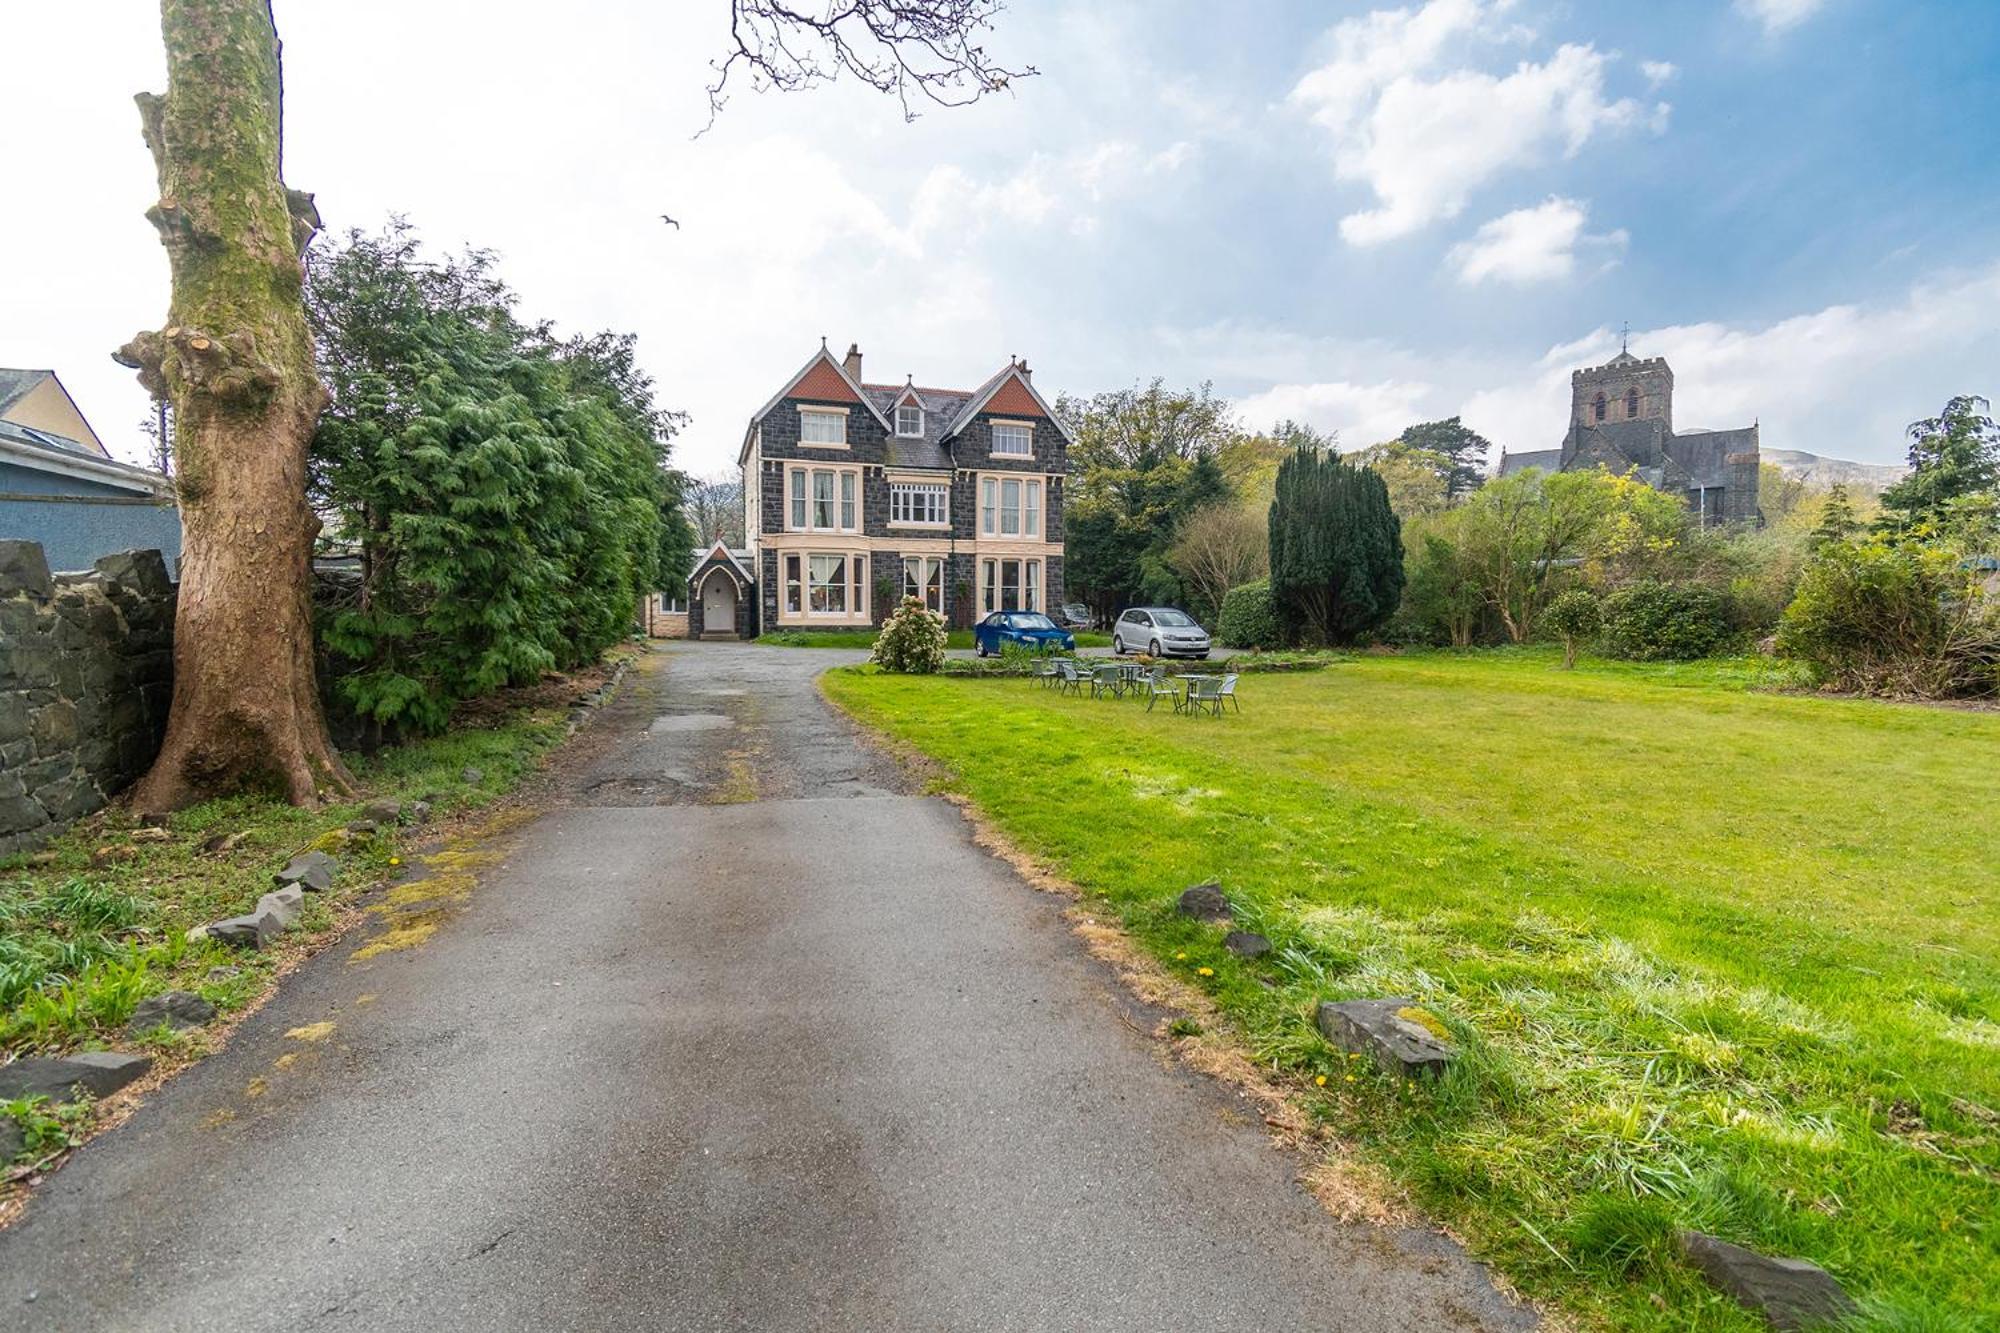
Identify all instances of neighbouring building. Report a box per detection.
[679,342,1068,639]
[1497,347,1761,526]
[0,368,180,570]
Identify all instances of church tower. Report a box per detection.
[1568,349,1674,436]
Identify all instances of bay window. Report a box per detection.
[789,466,859,533]
[979,557,1044,614]
[977,475,1045,539]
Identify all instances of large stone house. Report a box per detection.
[683,342,1068,639]
[1497,348,1760,526]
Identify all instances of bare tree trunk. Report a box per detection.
[120,0,353,812]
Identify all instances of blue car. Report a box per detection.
[973,611,1076,657]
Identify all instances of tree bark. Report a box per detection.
[121,0,353,812]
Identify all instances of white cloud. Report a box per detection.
[1737,0,1828,36]
[1288,1,1662,244]
[1460,260,2000,462]
[1449,196,1627,285]
[1640,60,1678,89]
[1233,378,1438,447]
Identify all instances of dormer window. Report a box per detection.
[896,403,923,437]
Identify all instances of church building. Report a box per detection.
[1497,348,1760,526]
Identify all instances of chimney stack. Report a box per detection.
[1017,359,1031,383]
[843,342,863,383]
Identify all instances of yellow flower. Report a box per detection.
[388,856,401,866]
[1345,1074,1357,1082]
[1174,951,1187,961]
[1314,1074,1327,1087]
[1197,966,1214,977]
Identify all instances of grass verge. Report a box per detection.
[823,646,1997,1330]
[0,655,610,1179]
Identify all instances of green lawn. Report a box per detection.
[823,650,1998,1330]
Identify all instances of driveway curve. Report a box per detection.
[0,642,1532,1332]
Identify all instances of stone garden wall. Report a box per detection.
[0,540,175,854]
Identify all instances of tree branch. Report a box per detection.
[705,0,1034,130]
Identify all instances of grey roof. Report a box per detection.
[863,383,968,471]
[0,419,171,494]
[0,368,51,415]
[1497,448,1561,477]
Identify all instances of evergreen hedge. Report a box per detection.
[1217,580,1283,649]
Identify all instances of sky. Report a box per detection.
[4,0,1998,479]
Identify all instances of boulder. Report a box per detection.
[346,818,379,836]
[1223,931,1272,959]
[91,549,173,598]
[256,886,304,931]
[125,990,216,1034]
[199,908,282,950]
[1678,1232,1856,1331]
[274,850,338,892]
[1316,998,1454,1079]
[408,800,432,824]
[0,1051,152,1104]
[0,540,53,599]
[1176,881,1232,922]
[460,767,484,785]
[361,798,403,825]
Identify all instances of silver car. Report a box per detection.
[1111,607,1211,659]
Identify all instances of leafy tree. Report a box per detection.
[1057,381,1232,617]
[1397,417,1494,496]
[1216,579,1282,650]
[1168,502,1267,626]
[1543,589,1603,668]
[656,470,697,592]
[1268,445,1404,645]
[1878,395,2000,535]
[1810,483,1861,550]
[308,224,671,732]
[1350,439,1451,520]
[1398,517,1486,647]
[118,0,1031,810]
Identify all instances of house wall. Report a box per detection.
[2,379,107,455]
[0,542,175,854]
[0,484,182,574]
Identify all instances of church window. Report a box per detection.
[1626,388,1640,419]
[1592,392,1607,422]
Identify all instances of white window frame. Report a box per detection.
[789,465,860,534]
[980,557,1043,615]
[807,553,850,615]
[896,403,924,437]
[978,475,1044,539]
[889,482,949,528]
[991,421,1033,458]
[902,556,944,613]
[799,406,849,448]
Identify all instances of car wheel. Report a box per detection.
[976,640,988,658]
[1150,638,1162,657]
[1113,634,1126,655]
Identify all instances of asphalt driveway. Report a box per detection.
[0,642,1529,1332]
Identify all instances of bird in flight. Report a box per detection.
[659,214,680,229]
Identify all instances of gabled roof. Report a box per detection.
[861,382,967,471]
[740,345,896,463]
[688,537,755,587]
[0,369,48,414]
[943,362,1073,445]
[0,368,109,458]
[0,421,172,496]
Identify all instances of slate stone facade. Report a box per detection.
[0,541,175,853]
[737,347,1069,635]
[1498,349,1761,526]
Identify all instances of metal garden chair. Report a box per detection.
[1143,666,1184,713]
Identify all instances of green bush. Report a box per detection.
[1601,581,1729,660]
[1542,589,1603,668]
[1777,539,1999,698]
[1218,579,1283,649]
[870,597,947,674]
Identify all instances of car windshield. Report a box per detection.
[1006,613,1058,630]
[1152,610,1197,627]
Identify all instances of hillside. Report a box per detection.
[1764,447,1907,492]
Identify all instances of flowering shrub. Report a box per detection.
[870,596,947,674]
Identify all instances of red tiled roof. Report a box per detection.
[794,360,861,403]
[985,376,1044,418]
